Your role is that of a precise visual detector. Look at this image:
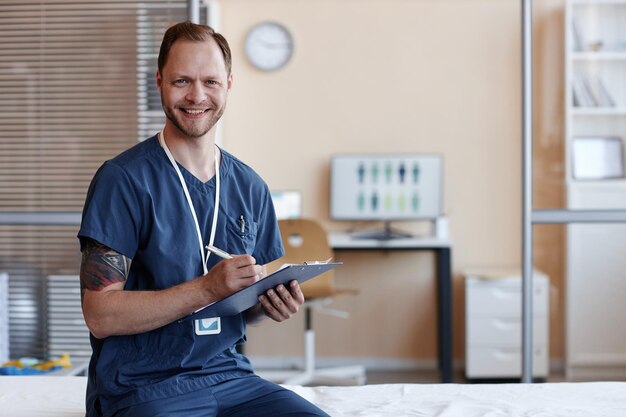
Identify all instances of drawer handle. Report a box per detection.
[494,349,518,361]
[493,318,518,330]
[492,288,520,299]
[491,288,544,299]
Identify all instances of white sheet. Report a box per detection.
[1,376,625,417]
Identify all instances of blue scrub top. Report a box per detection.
[78,135,284,417]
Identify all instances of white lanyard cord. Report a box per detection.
[158,131,220,275]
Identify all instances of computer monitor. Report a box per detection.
[270,190,302,220]
[330,154,443,238]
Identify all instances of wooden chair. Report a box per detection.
[263,218,366,386]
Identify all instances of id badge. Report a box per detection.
[195,317,221,335]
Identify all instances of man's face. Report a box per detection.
[157,39,232,139]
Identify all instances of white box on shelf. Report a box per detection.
[572,136,624,180]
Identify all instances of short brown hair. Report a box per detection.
[158,21,232,75]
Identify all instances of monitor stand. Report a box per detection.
[350,221,413,240]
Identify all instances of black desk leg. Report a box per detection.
[436,247,453,383]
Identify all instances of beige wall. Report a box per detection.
[220,0,566,366]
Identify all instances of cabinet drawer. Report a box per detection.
[466,346,548,378]
[466,278,548,317]
[466,317,548,347]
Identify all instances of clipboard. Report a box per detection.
[183,262,343,320]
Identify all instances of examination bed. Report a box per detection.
[1,376,625,416]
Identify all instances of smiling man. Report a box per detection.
[77,21,329,417]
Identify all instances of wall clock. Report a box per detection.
[245,22,294,71]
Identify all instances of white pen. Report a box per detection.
[205,244,233,259]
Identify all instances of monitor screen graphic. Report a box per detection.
[330,154,443,220]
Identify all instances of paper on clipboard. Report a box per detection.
[182,260,342,321]
[276,257,334,271]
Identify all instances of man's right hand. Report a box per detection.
[201,255,263,301]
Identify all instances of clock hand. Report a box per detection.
[255,38,292,48]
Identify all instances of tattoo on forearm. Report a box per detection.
[80,239,131,295]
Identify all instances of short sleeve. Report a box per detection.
[78,162,142,258]
[252,183,284,265]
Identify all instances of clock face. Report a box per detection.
[245,22,293,71]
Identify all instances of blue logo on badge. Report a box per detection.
[195,317,221,335]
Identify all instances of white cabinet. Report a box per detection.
[465,271,549,379]
[46,276,92,364]
[565,0,626,380]
[0,273,8,364]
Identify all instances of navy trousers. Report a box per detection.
[113,375,329,417]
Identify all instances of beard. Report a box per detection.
[162,100,225,139]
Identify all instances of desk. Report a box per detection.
[328,232,453,383]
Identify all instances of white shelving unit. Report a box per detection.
[565,0,626,380]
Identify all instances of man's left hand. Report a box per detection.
[258,280,304,322]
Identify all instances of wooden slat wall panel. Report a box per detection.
[0,0,185,212]
[0,0,187,360]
